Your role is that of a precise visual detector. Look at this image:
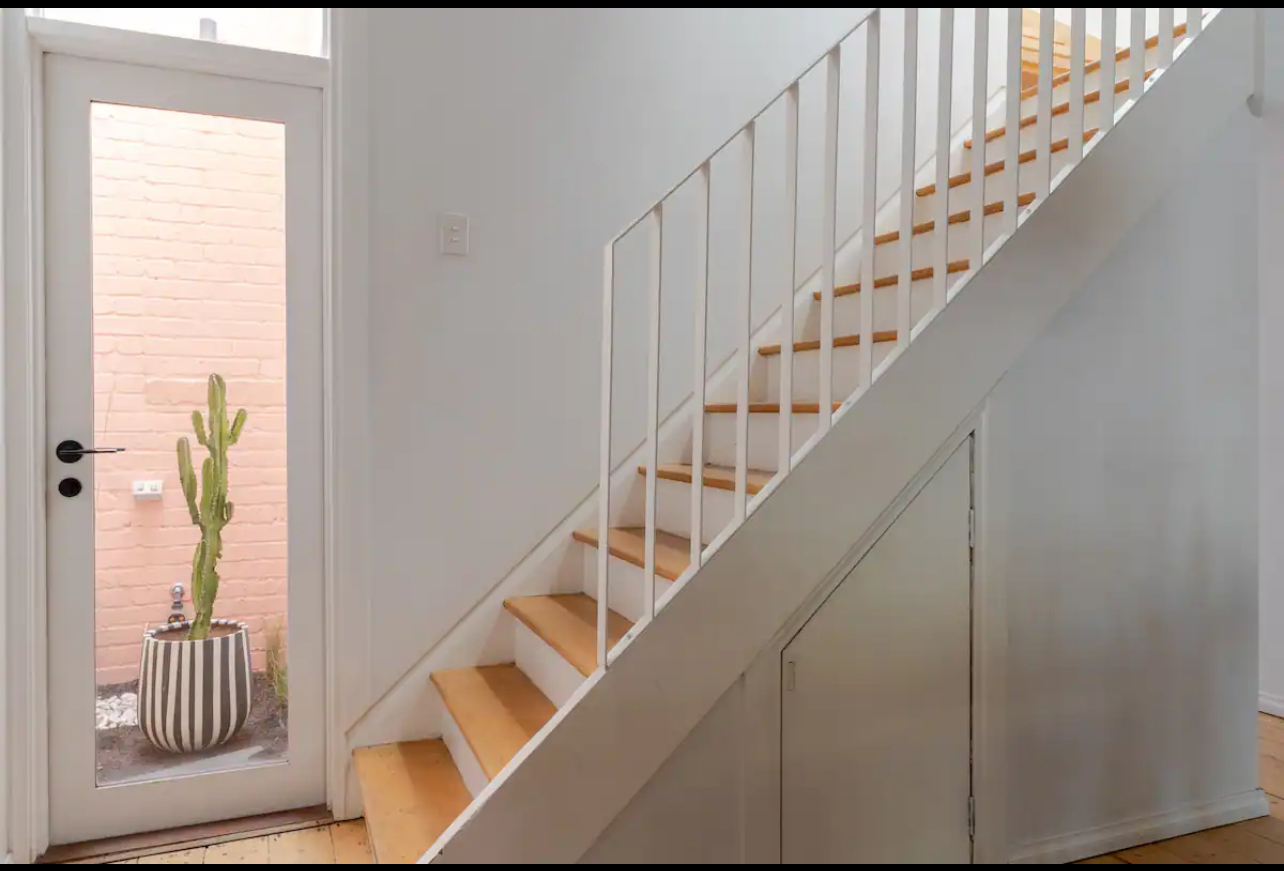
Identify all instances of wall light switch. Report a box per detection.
[132,480,164,500]
[440,212,470,256]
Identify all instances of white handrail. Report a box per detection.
[858,17,880,397]
[641,205,663,624]
[820,44,843,434]
[605,9,879,248]
[596,9,1210,670]
[935,9,955,311]
[689,164,710,570]
[897,10,918,353]
[1101,9,1118,136]
[970,9,989,272]
[1003,8,1021,236]
[778,87,799,477]
[734,123,755,523]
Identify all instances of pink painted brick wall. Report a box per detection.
[91,103,288,685]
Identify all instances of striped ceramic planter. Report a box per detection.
[138,619,252,753]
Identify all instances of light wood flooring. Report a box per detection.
[1079,712,1284,864]
[109,713,1284,864]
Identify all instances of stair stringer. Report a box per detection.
[420,9,1253,864]
[344,63,998,764]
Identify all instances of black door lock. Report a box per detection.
[56,439,126,464]
[58,478,83,498]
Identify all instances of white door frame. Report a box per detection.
[44,50,326,843]
[734,410,1008,863]
[2,10,371,860]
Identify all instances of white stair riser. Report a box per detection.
[762,341,896,405]
[652,475,736,545]
[578,547,673,625]
[699,410,819,473]
[512,617,584,708]
[442,705,489,799]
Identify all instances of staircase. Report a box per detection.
[347,8,1252,863]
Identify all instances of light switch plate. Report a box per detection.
[132,479,164,500]
[440,212,469,256]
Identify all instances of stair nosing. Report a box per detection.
[503,593,632,678]
[571,525,690,581]
[430,664,555,782]
[704,401,843,414]
[638,462,773,495]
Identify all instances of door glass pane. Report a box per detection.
[36,8,325,57]
[91,103,289,785]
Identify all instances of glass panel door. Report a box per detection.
[45,52,324,844]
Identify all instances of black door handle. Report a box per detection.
[56,439,126,464]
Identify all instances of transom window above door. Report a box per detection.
[30,8,326,57]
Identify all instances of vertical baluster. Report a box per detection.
[734,123,755,522]
[1101,9,1117,135]
[1187,8,1202,38]
[819,45,841,434]
[1158,8,1175,69]
[1003,8,1020,237]
[934,9,955,312]
[897,9,918,350]
[690,164,710,570]
[859,16,880,391]
[1068,8,1086,161]
[642,206,663,622]
[596,244,614,669]
[1129,8,1145,104]
[969,8,988,271]
[1034,8,1054,200]
[779,88,799,475]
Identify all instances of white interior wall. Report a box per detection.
[359,8,1011,711]
[0,6,8,860]
[1257,9,1284,717]
[582,106,1259,864]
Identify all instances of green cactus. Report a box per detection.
[177,374,247,641]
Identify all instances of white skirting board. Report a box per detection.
[1008,789,1269,864]
[1260,693,1284,718]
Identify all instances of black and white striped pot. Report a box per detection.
[138,619,253,753]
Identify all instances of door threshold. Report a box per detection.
[36,805,332,864]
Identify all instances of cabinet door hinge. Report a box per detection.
[968,508,976,549]
[784,660,796,692]
[968,795,976,840]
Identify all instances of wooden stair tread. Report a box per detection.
[917,130,1097,197]
[966,71,1154,148]
[759,330,897,357]
[1018,22,1189,102]
[872,192,1037,245]
[571,525,691,582]
[641,462,773,495]
[811,259,971,301]
[705,401,842,414]
[353,739,472,864]
[430,664,556,782]
[504,593,632,677]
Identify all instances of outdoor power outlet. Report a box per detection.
[132,480,164,501]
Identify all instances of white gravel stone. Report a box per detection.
[95,692,139,731]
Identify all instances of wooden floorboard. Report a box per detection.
[1079,712,1284,864]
